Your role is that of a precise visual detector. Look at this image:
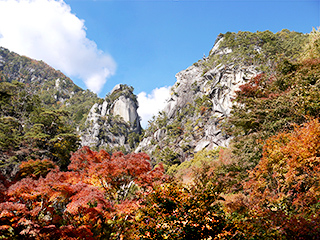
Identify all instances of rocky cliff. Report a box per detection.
[136,58,258,166]
[0,47,141,164]
[81,84,142,153]
[0,30,307,173]
[136,30,306,168]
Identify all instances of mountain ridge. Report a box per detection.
[0,47,142,178]
[136,29,308,171]
[0,29,309,176]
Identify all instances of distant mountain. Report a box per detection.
[0,47,99,126]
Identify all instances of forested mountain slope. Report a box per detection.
[137,29,308,172]
[1,29,320,239]
[0,29,320,240]
[0,48,142,178]
[0,47,99,125]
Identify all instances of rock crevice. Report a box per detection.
[81,84,141,152]
[136,38,259,165]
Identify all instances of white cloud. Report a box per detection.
[137,86,171,128]
[0,0,116,93]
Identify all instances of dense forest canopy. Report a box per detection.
[0,81,80,176]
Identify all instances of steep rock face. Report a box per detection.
[136,39,259,166]
[81,84,141,153]
[137,30,308,168]
[111,95,139,125]
[0,47,142,156]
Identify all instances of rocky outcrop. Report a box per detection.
[0,47,142,154]
[111,95,139,125]
[136,38,259,166]
[81,84,141,152]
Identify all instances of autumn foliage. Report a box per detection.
[220,119,320,239]
[2,31,320,240]
[0,147,166,239]
[135,163,235,239]
[243,118,320,238]
[0,146,242,239]
[214,33,320,238]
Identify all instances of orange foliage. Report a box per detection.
[0,147,166,239]
[243,118,320,238]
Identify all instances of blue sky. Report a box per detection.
[64,0,319,94]
[0,0,319,127]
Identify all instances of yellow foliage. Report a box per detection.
[300,27,320,61]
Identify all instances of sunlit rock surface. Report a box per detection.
[81,84,141,152]
[136,38,259,164]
